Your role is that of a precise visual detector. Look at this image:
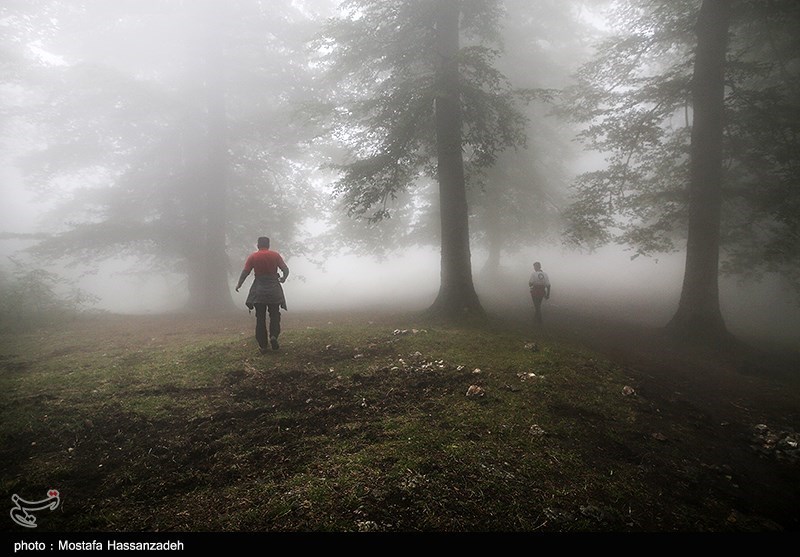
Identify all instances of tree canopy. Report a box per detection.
[315,0,536,318]
[561,0,800,291]
[4,0,328,310]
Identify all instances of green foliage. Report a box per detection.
[560,0,698,256]
[719,0,800,285]
[316,0,530,228]
[562,0,800,283]
[0,258,100,330]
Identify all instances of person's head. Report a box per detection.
[257,236,270,249]
[533,261,542,271]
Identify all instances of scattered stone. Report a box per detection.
[356,520,379,532]
[353,354,364,359]
[456,365,465,372]
[244,362,260,375]
[622,386,635,396]
[524,343,540,352]
[529,424,546,437]
[752,424,800,463]
[401,471,428,490]
[393,328,425,336]
[466,385,485,397]
[472,368,481,374]
[388,354,462,373]
[651,432,667,441]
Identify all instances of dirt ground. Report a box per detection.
[511,306,800,531]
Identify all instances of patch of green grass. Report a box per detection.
[0,314,759,532]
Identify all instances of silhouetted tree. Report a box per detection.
[562,0,800,343]
[472,0,589,275]
[666,0,732,342]
[317,0,529,320]
[6,0,325,312]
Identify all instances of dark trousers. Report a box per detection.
[254,303,281,349]
[531,295,544,324]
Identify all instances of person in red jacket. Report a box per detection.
[235,236,289,353]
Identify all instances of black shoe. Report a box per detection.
[259,345,269,354]
[270,336,279,350]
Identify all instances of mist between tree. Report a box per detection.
[1,0,798,348]
[22,245,793,349]
[1,233,798,348]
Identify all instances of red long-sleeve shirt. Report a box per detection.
[243,248,288,276]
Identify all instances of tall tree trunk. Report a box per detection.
[667,0,733,343]
[478,182,503,277]
[428,0,485,320]
[481,233,502,275]
[191,2,235,312]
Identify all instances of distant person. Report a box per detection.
[528,261,551,325]
[235,236,289,353]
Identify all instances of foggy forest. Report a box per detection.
[1,0,799,538]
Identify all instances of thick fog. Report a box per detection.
[1,0,798,348]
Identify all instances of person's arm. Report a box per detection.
[545,284,551,299]
[235,268,251,292]
[278,258,289,283]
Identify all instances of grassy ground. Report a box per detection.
[0,311,798,532]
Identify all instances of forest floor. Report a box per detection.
[0,307,798,534]
[508,306,800,530]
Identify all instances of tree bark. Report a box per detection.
[427,0,485,320]
[189,2,236,313]
[667,0,733,344]
[477,181,503,277]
